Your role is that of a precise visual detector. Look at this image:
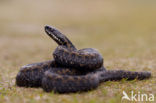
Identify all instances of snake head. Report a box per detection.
[45,25,76,50]
[45,25,67,45]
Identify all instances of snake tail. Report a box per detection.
[99,70,151,82]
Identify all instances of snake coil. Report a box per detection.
[16,25,151,93]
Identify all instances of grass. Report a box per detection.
[0,0,156,103]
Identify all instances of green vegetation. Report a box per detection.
[0,0,155,103]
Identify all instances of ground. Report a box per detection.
[0,0,155,103]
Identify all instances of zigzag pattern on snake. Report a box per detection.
[16,25,151,93]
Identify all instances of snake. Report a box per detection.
[16,25,151,93]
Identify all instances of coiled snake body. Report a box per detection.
[16,26,151,93]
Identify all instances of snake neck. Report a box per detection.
[63,38,77,51]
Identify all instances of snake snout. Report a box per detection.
[44,25,56,36]
[45,25,55,31]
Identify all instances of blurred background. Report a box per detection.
[0,0,155,102]
[1,0,155,66]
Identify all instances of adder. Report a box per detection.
[16,25,151,93]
